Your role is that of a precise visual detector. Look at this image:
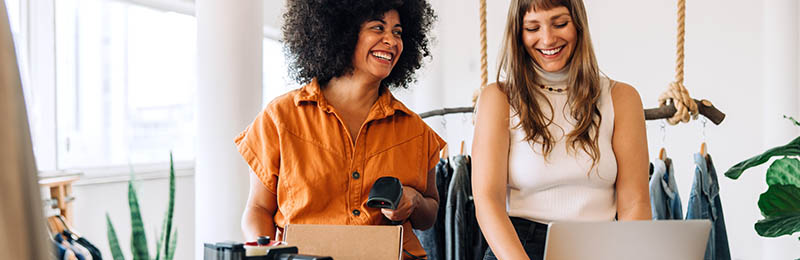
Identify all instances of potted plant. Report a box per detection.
[724,116,800,240]
[106,153,177,260]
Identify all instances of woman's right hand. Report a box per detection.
[472,83,530,259]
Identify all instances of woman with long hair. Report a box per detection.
[472,0,651,259]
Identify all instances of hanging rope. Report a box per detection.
[658,0,698,125]
[472,0,488,105]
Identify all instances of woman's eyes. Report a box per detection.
[370,25,402,37]
[524,22,569,32]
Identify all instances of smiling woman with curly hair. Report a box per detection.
[235,0,440,259]
[282,0,435,89]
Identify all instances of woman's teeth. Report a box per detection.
[539,47,563,56]
[372,51,393,61]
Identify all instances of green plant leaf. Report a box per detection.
[167,229,178,260]
[766,158,800,188]
[106,213,125,260]
[161,152,176,260]
[755,184,800,237]
[129,179,150,260]
[725,136,800,179]
[154,153,178,260]
[156,219,164,260]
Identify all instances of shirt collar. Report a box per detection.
[293,78,413,120]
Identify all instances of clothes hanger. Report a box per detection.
[658,121,667,161]
[439,114,449,161]
[48,215,65,236]
[57,214,82,239]
[699,117,708,158]
[46,216,58,236]
[700,142,707,158]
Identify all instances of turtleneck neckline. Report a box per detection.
[533,61,569,86]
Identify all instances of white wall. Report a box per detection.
[401,0,799,259]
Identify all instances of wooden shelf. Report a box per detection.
[39,171,82,225]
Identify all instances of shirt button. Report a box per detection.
[352,171,360,179]
[352,209,361,216]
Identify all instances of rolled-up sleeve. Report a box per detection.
[235,107,281,194]
[424,126,446,172]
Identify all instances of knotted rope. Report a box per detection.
[658,0,698,125]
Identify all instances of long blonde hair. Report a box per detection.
[497,0,602,168]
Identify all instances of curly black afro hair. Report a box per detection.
[282,0,436,89]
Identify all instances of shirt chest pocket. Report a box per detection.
[363,135,427,193]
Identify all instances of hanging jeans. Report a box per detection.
[414,158,452,260]
[686,153,731,260]
[482,217,548,260]
[649,157,683,219]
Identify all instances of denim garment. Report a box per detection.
[482,217,548,260]
[649,158,683,220]
[414,158,452,260]
[686,153,731,260]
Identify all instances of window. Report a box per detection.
[262,38,297,106]
[55,0,196,168]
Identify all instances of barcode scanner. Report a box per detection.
[366,176,403,225]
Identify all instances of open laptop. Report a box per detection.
[544,220,711,260]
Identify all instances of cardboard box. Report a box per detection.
[284,224,403,260]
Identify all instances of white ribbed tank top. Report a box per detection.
[506,67,617,223]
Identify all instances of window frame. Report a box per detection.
[29,0,200,177]
[25,0,280,180]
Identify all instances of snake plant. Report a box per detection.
[724,116,800,240]
[106,153,178,260]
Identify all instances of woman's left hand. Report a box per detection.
[381,186,421,222]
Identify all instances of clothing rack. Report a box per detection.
[646,99,725,124]
[419,101,725,124]
[420,106,474,119]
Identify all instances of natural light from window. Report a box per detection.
[263,38,296,107]
[55,0,196,168]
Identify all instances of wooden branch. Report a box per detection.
[644,99,725,125]
[420,99,726,125]
[420,106,475,119]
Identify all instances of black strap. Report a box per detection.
[403,249,426,260]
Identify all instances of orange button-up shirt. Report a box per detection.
[235,79,444,259]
